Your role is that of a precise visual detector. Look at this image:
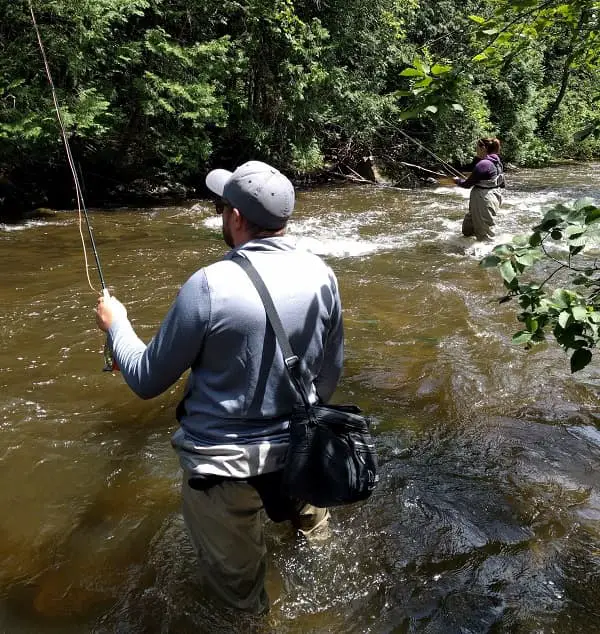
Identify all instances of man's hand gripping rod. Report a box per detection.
[102,289,119,372]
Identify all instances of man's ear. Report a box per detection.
[231,207,245,230]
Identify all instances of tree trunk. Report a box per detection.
[539,7,589,133]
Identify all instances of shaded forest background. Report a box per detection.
[0,0,599,216]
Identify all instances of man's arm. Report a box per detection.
[314,271,344,402]
[103,270,211,399]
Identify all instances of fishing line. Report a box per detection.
[28,0,107,296]
[396,128,464,179]
[399,161,449,178]
[386,123,464,179]
[30,1,116,372]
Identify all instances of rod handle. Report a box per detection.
[101,288,119,372]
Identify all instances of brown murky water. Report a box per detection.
[2,164,600,632]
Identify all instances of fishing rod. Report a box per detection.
[399,161,450,179]
[29,1,115,371]
[395,127,465,179]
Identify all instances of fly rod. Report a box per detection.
[29,0,115,370]
[395,127,465,179]
[399,161,450,178]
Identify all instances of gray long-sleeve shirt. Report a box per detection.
[108,237,344,478]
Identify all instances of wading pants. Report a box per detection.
[462,187,503,241]
[181,474,330,614]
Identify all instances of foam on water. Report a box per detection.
[568,425,600,446]
[194,178,600,262]
[201,215,221,230]
[290,210,403,256]
[200,206,407,257]
[0,219,69,232]
[13,171,590,266]
[292,235,381,257]
[431,185,470,199]
[197,189,575,261]
[416,184,600,259]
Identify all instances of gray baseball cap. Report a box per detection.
[205,161,295,230]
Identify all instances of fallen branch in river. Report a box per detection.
[326,169,400,188]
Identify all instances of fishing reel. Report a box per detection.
[103,339,117,373]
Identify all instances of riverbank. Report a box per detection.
[0,161,431,223]
[2,155,594,224]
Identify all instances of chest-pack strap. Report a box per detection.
[231,253,313,413]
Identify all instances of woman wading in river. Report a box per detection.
[454,137,506,241]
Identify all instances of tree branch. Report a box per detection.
[473,0,557,59]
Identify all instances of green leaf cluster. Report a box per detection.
[481,198,600,372]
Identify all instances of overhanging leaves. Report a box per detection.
[571,348,592,373]
[482,199,600,372]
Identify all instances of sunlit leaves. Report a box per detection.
[512,330,533,344]
[481,241,543,285]
[500,259,517,283]
[558,310,570,328]
[480,254,502,267]
[481,198,600,372]
[431,63,452,75]
[395,53,457,121]
[399,68,422,77]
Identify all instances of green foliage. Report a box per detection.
[0,0,230,187]
[484,49,550,166]
[396,1,600,167]
[225,0,334,165]
[394,57,460,120]
[135,28,230,171]
[466,0,600,164]
[0,0,599,205]
[481,198,600,372]
[546,90,600,160]
[427,79,492,167]
[220,0,420,167]
[290,139,324,172]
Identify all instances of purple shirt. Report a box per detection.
[456,154,502,188]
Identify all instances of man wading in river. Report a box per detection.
[95,160,345,614]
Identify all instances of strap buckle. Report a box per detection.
[284,355,299,370]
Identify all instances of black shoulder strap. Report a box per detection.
[232,254,312,411]
[489,155,504,174]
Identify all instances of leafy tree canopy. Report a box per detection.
[0,0,599,209]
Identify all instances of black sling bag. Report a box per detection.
[233,254,379,508]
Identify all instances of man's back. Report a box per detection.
[109,236,344,478]
[175,237,343,477]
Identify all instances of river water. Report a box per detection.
[1,163,600,633]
